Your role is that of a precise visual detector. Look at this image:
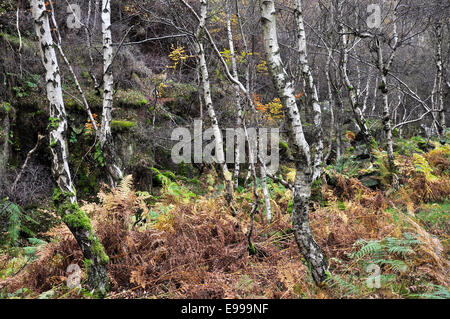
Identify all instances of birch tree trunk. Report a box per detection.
[374,3,399,187]
[324,50,335,164]
[32,0,109,295]
[195,0,233,196]
[335,86,345,162]
[100,0,124,186]
[226,0,243,188]
[294,0,323,181]
[371,77,378,116]
[259,0,328,284]
[338,13,374,152]
[85,0,99,88]
[434,21,446,138]
[376,38,397,187]
[0,104,12,180]
[230,0,271,221]
[361,76,371,115]
[48,1,98,133]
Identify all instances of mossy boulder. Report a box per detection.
[111,120,136,131]
[360,175,380,189]
[114,90,148,108]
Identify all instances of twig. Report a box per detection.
[49,1,98,133]
[118,34,189,46]
[15,6,22,77]
[11,134,44,193]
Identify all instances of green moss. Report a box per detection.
[85,91,103,109]
[64,98,83,111]
[138,98,148,106]
[83,258,93,272]
[47,117,60,130]
[53,192,109,295]
[59,201,108,262]
[163,81,197,99]
[287,199,293,214]
[53,188,77,205]
[279,140,289,150]
[52,187,62,202]
[0,32,35,50]
[63,90,103,111]
[111,120,136,130]
[77,166,100,198]
[61,203,92,231]
[1,101,12,114]
[81,71,90,80]
[115,90,148,108]
[49,137,57,148]
[279,140,292,158]
[248,241,256,255]
[89,237,109,264]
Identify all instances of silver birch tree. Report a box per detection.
[259,0,328,284]
[100,0,124,186]
[31,0,109,294]
[294,0,324,181]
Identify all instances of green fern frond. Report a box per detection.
[413,154,437,182]
[1,202,22,247]
[373,259,408,272]
[352,240,383,259]
[410,284,450,299]
[325,274,359,296]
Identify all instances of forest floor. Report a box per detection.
[0,136,449,299]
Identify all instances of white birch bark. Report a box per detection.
[229,0,272,221]
[100,0,123,186]
[85,0,99,88]
[338,13,373,150]
[294,0,323,181]
[432,73,438,114]
[195,0,233,192]
[48,2,98,133]
[32,0,76,201]
[93,0,100,30]
[371,77,378,116]
[376,38,397,185]
[324,50,335,163]
[32,0,108,294]
[356,65,361,98]
[361,76,371,115]
[335,86,345,162]
[100,0,113,147]
[375,4,399,187]
[226,0,243,188]
[259,0,328,284]
[434,21,446,138]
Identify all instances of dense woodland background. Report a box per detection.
[0,0,449,299]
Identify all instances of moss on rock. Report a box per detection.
[115,90,148,108]
[111,120,136,131]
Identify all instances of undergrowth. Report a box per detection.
[0,139,448,299]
